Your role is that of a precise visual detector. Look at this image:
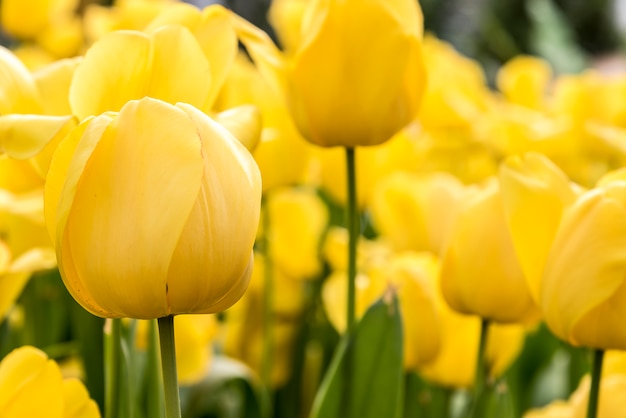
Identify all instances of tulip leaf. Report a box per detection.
[309,292,404,418]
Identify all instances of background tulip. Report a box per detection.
[44,98,261,319]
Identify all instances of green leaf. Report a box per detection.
[309,292,404,418]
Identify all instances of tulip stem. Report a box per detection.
[104,318,122,418]
[345,146,358,334]
[467,318,490,418]
[261,200,274,416]
[586,349,604,418]
[158,315,181,418]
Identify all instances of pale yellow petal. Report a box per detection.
[33,57,81,116]
[69,30,151,120]
[0,114,74,160]
[0,46,42,114]
[214,105,262,152]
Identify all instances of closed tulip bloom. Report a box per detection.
[237,0,426,147]
[541,170,626,349]
[441,180,539,323]
[0,346,100,418]
[44,98,261,319]
[499,152,578,304]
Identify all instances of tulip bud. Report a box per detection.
[44,98,261,319]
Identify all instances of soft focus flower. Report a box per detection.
[238,0,426,147]
[44,98,261,319]
[541,169,626,349]
[0,345,100,417]
[499,152,578,304]
[223,252,304,387]
[440,180,539,323]
[265,187,328,280]
[323,251,441,370]
[369,171,466,255]
[496,56,552,110]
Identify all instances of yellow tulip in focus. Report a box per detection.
[541,169,626,349]
[440,180,539,323]
[499,152,578,304]
[238,0,426,147]
[44,98,261,319]
[369,171,466,255]
[265,187,328,280]
[0,346,100,418]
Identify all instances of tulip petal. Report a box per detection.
[214,105,262,152]
[0,114,74,159]
[0,46,41,114]
[499,152,576,304]
[147,25,211,110]
[59,98,204,318]
[62,378,101,418]
[197,5,239,109]
[33,57,81,116]
[0,346,64,417]
[69,30,150,120]
[542,188,626,347]
[166,103,261,314]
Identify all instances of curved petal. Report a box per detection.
[62,378,101,418]
[60,98,204,318]
[166,103,261,314]
[0,46,41,114]
[0,114,74,160]
[542,188,626,347]
[499,152,577,304]
[147,25,211,110]
[214,105,262,152]
[0,346,64,417]
[69,30,150,120]
[33,57,81,116]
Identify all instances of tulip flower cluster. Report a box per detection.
[2,1,626,418]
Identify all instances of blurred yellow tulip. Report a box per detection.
[369,171,466,255]
[223,252,304,387]
[497,55,553,110]
[0,345,100,418]
[265,187,328,280]
[499,152,578,304]
[440,180,539,323]
[44,98,261,319]
[541,170,626,349]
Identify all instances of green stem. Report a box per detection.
[146,319,166,418]
[467,318,490,418]
[104,318,122,418]
[261,201,274,417]
[586,349,604,418]
[158,316,181,418]
[345,147,358,335]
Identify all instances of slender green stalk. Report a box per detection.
[473,319,490,398]
[586,349,604,418]
[104,318,122,418]
[345,147,358,335]
[261,200,274,418]
[146,319,166,418]
[158,316,181,418]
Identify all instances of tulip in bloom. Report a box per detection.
[0,346,100,417]
[237,0,426,147]
[541,169,626,349]
[440,179,539,323]
[44,98,261,319]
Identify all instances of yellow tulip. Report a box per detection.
[523,401,573,418]
[44,98,261,319]
[369,171,466,255]
[541,170,626,349]
[237,0,426,147]
[440,180,539,323]
[0,346,100,418]
[321,226,392,273]
[496,55,552,110]
[0,0,78,40]
[499,152,578,304]
[567,374,626,418]
[265,187,328,280]
[214,105,262,152]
